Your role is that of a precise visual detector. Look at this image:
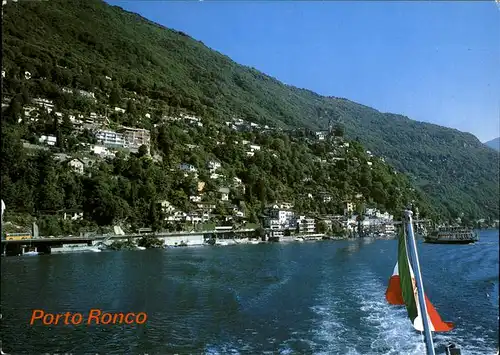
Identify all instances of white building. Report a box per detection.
[345,216,358,231]
[365,208,377,216]
[179,163,197,173]
[315,131,327,140]
[63,211,84,221]
[185,212,209,224]
[197,202,216,213]
[265,205,295,229]
[165,211,186,222]
[189,195,202,203]
[33,98,54,113]
[382,223,396,234]
[207,160,221,173]
[296,216,315,233]
[344,202,354,216]
[232,207,245,218]
[90,145,115,158]
[77,90,96,100]
[68,158,84,175]
[320,192,332,203]
[219,187,230,201]
[210,172,223,180]
[39,135,57,146]
[376,211,393,221]
[158,200,176,215]
[96,130,125,148]
[119,126,151,151]
[95,127,150,152]
[264,218,281,230]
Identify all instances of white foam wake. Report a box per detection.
[352,269,497,355]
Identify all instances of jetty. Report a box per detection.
[1,228,257,256]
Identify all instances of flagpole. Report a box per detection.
[405,209,436,355]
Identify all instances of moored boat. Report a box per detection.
[424,226,479,244]
[23,251,39,256]
[51,244,102,253]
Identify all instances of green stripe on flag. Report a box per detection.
[398,230,418,322]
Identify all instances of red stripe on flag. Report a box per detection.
[386,275,405,305]
[424,295,455,332]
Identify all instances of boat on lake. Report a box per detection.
[51,244,101,253]
[23,250,39,256]
[424,226,479,244]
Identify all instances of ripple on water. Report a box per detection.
[1,232,498,354]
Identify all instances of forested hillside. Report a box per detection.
[2,0,498,221]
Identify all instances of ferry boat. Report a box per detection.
[424,226,479,244]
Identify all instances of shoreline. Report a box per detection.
[1,234,400,257]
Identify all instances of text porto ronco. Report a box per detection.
[30,309,147,325]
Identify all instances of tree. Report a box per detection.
[109,87,121,107]
[316,220,328,234]
[333,123,344,137]
[126,100,136,115]
[138,235,164,248]
[256,226,266,240]
[355,202,365,216]
[137,144,149,158]
[21,86,31,105]
[5,96,23,124]
[61,114,73,136]
[148,201,160,232]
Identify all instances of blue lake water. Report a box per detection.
[1,229,498,354]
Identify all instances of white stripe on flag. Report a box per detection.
[408,260,435,332]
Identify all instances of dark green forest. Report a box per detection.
[1,0,498,233]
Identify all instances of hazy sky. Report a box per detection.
[106,1,499,142]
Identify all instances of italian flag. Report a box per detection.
[385,231,454,332]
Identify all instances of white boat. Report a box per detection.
[136,246,146,250]
[23,251,39,256]
[51,244,101,253]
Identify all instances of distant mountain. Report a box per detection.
[1,0,498,219]
[484,137,500,152]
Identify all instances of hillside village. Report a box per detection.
[2,73,407,237]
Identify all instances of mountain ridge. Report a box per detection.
[484,137,500,152]
[2,0,498,219]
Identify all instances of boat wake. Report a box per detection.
[309,266,497,355]
[308,269,425,355]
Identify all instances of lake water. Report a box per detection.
[1,230,498,354]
